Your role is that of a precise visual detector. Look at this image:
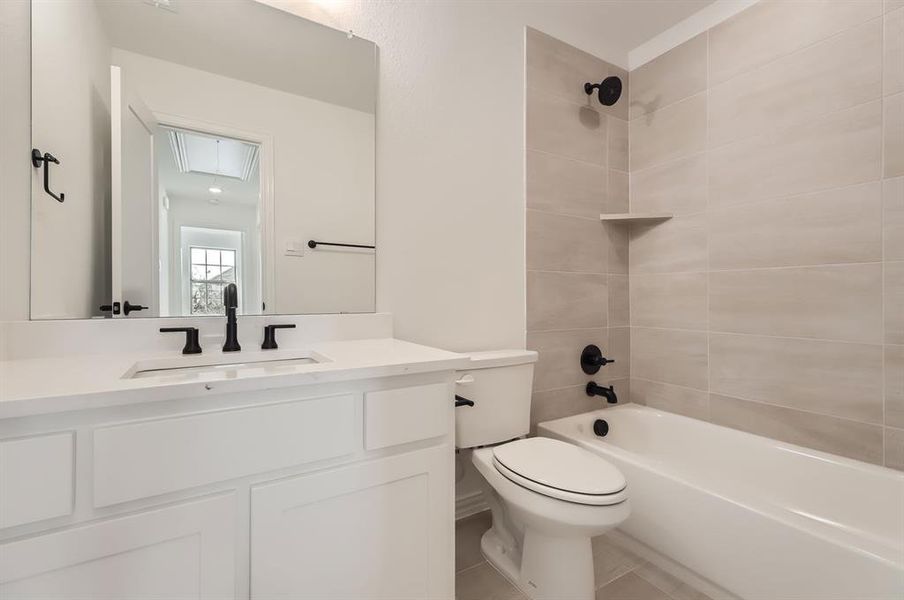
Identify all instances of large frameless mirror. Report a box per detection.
[29,0,376,319]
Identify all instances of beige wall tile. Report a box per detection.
[605,223,629,274]
[886,8,904,96]
[526,27,628,119]
[889,0,904,14]
[885,177,904,260]
[527,271,607,331]
[596,572,671,600]
[631,327,708,390]
[708,182,882,270]
[709,0,882,85]
[607,170,629,213]
[709,333,883,424]
[709,101,882,207]
[528,328,607,391]
[527,87,608,165]
[630,153,707,215]
[527,150,606,219]
[629,212,707,273]
[709,394,884,465]
[709,20,882,148]
[607,326,630,379]
[885,93,904,178]
[608,274,629,326]
[608,117,629,171]
[630,33,707,120]
[629,378,709,420]
[887,345,904,428]
[709,264,883,343]
[630,93,706,171]
[630,272,707,330]
[530,385,607,431]
[886,427,904,471]
[886,261,904,344]
[527,210,607,273]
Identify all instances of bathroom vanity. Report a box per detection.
[0,317,466,599]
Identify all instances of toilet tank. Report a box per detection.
[455,350,538,448]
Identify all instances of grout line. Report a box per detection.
[704,27,713,422]
[708,391,885,430]
[638,260,888,275]
[632,325,884,348]
[526,146,610,171]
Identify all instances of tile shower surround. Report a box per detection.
[525,27,630,431]
[626,0,902,469]
[525,0,904,470]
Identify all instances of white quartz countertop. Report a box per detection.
[0,338,470,419]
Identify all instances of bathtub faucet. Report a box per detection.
[586,381,617,403]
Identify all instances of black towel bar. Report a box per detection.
[307,240,375,250]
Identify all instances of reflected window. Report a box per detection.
[189,246,236,315]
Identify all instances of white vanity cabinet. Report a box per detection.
[0,374,456,600]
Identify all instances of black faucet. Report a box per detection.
[223,283,241,352]
[586,381,618,404]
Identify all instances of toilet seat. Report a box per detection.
[492,437,627,506]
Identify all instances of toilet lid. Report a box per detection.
[492,437,626,504]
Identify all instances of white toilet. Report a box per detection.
[455,350,630,600]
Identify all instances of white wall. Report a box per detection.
[29,0,112,319]
[260,0,642,351]
[165,196,262,316]
[0,0,30,322]
[112,48,375,316]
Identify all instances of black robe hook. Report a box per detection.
[31,149,65,202]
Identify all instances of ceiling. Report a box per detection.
[96,0,377,113]
[156,128,261,208]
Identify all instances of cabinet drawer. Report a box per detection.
[364,383,450,450]
[0,432,73,529]
[93,394,356,507]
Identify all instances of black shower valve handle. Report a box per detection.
[580,344,614,375]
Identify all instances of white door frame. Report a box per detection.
[151,111,275,314]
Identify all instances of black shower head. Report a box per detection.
[584,76,622,106]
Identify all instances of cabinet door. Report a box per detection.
[251,445,452,600]
[0,494,235,599]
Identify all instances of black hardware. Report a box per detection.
[593,419,609,437]
[586,382,618,404]
[31,149,65,202]
[99,302,121,315]
[580,344,615,375]
[160,327,202,355]
[262,324,296,350]
[583,76,622,106]
[307,240,375,250]
[223,283,241,352]
[122,301,147,316]
[454,395,475,407]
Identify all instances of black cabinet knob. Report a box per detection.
[261,324,296,350]
[160,327,202,354]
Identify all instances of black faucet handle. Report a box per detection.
[262,324,296,350]
[581,344,615,374]
[160,327,202,355]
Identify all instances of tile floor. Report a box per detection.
[455,511,714,600]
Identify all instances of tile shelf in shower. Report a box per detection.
[599,213,673,223]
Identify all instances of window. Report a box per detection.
[189,247,236,315]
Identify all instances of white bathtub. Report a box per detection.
[539,404,904,600]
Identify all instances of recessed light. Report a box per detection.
[208,186,222,194]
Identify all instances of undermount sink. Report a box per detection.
[124,351,330,380]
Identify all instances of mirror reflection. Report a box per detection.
[30,0,377,319]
